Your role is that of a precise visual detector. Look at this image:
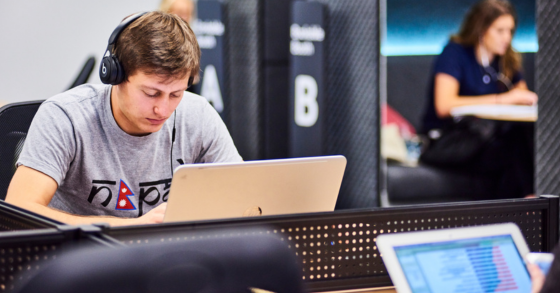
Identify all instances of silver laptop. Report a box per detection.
[163,155,346,223]
[377,223,532,293]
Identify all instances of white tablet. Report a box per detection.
[377,223,531,293]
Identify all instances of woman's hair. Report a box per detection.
[159,0,178,13]
[451,0,521,80]
[159,0,196,24]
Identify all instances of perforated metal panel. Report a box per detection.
[292,211,546,282]
[223,0,264,160]
[0,202,60,232]
[0,234,62,291]
[0,229,112,292]
[108,197,558,292]
[0,203,115,291]
[536,0,560,196]
[308,0,380,209]
[0,213,40,232]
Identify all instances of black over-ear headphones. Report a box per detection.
[99,12,148,85]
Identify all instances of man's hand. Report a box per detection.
[528,263,546,293]
[132,203,167,225]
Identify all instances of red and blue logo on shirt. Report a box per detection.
[115,179,136,210]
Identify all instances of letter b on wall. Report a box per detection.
[294,75,318,127]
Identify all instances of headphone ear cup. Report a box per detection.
[112,56,125,85]
[99,55,124,85]
[101,12,146,85]
[99,57,114,84]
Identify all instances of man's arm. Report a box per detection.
[5,166,166,226]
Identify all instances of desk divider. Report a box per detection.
[106,197,559,292]
[0,198,556,292]
[0,201,123,291]
[0,201,61,231]
[0,225,118,291]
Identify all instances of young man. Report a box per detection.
[5,12,242,226]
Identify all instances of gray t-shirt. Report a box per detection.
[17,84,242,218]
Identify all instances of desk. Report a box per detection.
[473,114,536,122]
[450,105,537,122]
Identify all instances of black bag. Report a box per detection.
[420,116,498,167]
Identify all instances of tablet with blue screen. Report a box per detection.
[377,223,532,293]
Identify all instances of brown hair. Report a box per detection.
[114,11,201,83]
[451,0,521,80]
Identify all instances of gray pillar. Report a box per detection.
[536,0,560,195]
[310,0,380,209]
[223,0,263,160]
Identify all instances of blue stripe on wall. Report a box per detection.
[383,0,536,56]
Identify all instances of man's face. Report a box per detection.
[112,71,191,136]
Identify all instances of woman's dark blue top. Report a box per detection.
[421,41,522,132]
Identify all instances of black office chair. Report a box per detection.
[0,101,44,200]
[15,231,305,293]
[0,56,97,199]
[67,56,96,90]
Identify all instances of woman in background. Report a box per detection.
[160,0,195,24]
[421,0,537,199]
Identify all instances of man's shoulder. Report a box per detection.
[180,91,211,106]
[44,84,109,110]
[177,91,214,115]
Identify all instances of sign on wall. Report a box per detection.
[289,1,325,157]
[192,0,227,120]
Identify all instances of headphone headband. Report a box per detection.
[100,12,148,85]
[108,12,148,47]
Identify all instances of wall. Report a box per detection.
[0,1,161,104]
[384,0,537,56]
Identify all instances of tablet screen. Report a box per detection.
[394,235,531,293]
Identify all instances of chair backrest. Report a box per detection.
[68,56,96,90]
[14,231,305,293]
[0,101,43,200]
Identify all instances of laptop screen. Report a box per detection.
[393,235,531,293]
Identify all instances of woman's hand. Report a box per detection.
[499,88,538,105]
[528,263,546,293]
